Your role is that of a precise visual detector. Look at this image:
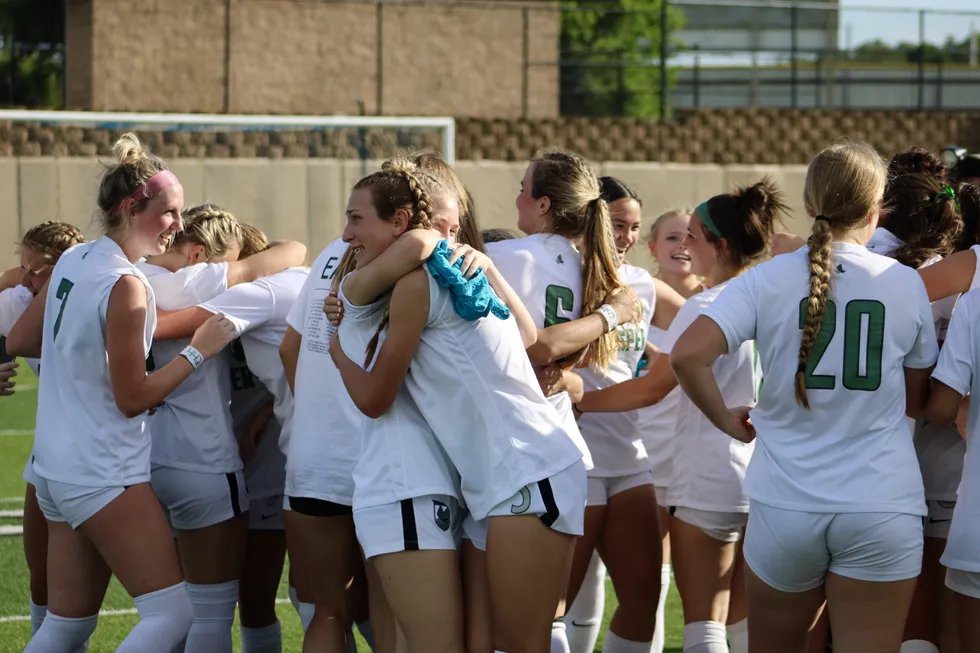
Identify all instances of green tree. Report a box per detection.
[0,0,64,107]
[560,0,683,117]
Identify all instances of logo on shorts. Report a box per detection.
[510,487,532,515]
[433,499,451,532]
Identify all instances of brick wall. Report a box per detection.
[66,0,559,118]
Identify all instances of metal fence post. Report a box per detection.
[790,2,798,109]
[918,9,926,110]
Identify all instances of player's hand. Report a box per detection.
[771,232,805,256]
[603,286,641,324]
[535,364,564,398]
[725,406,756,443]
[324,291,344,326]
[447,244,491,278]
[190,313,238,358]
[0,361,18,396]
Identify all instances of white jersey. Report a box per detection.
[577,264,656,477]
[402,268,583,520]
[0,284,40,375]
[637,325,683,487]
[704,242,937,515]
[487,233,593,468]
[139,261,239,474]
[33,237,156,486]
[201,267,307,451]
[227,346,284,499]
[933,291,980,571]
[662,282,758,512]
[340,279,459,510]
[144,260,228,311]
[285,239,362,505]
[869,227,964,501]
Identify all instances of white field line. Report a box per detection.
[0,430,33,437]
[0,497,24,504]
[0,525,23,536]
[0,509,23,518]
[0,598,292,623]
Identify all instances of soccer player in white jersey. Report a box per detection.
[864,164,963,653]
[0,221,84,642]
[482,150,636,652]
[329,159,588,653]
[151,223,308,653]
[924,283,980,651]
[140,205,305,653]
[12,134,236,653]
[577,180,784,653]
[671,141,939,653]
[561,177,663,653]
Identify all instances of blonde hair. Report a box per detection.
[238,223,269,258]
[176,204,243,261]
[530,149,624,369]
[21,221,86,261]
[647,208,691,244]
[411,153,485,251]
[97,133,169,234]
[353,159,436,366]
[796,141,887,409]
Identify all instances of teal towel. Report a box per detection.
[425,240,510,321]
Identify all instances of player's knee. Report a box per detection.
[118,582,193,652]
[24,613,98,652]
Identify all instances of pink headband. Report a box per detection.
[115,170,181,212]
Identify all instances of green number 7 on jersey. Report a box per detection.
[52,278,75,341]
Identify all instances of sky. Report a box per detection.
[840,0,980,47]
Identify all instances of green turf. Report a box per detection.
[0,373,687,651]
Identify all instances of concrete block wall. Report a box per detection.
[2,157,811,272]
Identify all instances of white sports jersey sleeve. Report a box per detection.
[932,298,973,397]
[144,261,229,311]
[703,243,937,515]
[201,268,308,344]
[0,285,32,336]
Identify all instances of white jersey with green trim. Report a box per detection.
[661,281,758,513]
[487,233,593,469]
[637,325,683,487]
[33,237,157,486]
[577,264,656,477]
[704,243,937,515]
[140,260,239,474]
[0,284,40,375]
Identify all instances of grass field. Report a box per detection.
[0,366,686,651]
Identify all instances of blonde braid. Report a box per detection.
[795,219,833,409]
[21,221,86,262]
[177,203,243,260]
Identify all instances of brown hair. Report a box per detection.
[411,153,485,251]
[699,178,786,269]
[796,141,887,409]
[20,221,85,262]
[883,173,962,268]
[530,149,624,369]
[353,159,435,367]
[238,223,269,258]
[97,133,170,234]
[175,204,242,261]
[887,147,948,183]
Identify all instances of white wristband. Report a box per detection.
[179,345,205,370]
[595,304,619,333]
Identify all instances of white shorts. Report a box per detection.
[23,454,39,486]
[924,499,956,540]
[33,475,125,530]
[463,460,587,552]
[744,502,923,593]
[672,506,747,543]
[151,466,248,530]
[248,493,285,531]
[586,470,654,506]
[946,567,980,599]
[355,494,462,560]
[655,485,669,508]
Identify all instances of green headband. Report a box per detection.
[694,200,722,238]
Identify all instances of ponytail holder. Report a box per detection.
[694,200,722,238]
[814,214,832,223]
[114,170,181,213]
[934,185,959,209]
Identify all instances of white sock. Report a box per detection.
[567,554,606,653]
[24,613,98,653]
[551,618,571,653]
[726,619,747,653]
[900,641,940,653]
[117,582,193,653]
[29,599,47,636]
[184,580,239,653]
[241,621,282,653]
[357,619,375,650]
[604,630,654,653]
[287,585,315,632]
[683,620,729,653]
[652,564,671,653]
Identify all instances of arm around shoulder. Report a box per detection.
[226,240,307,287]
